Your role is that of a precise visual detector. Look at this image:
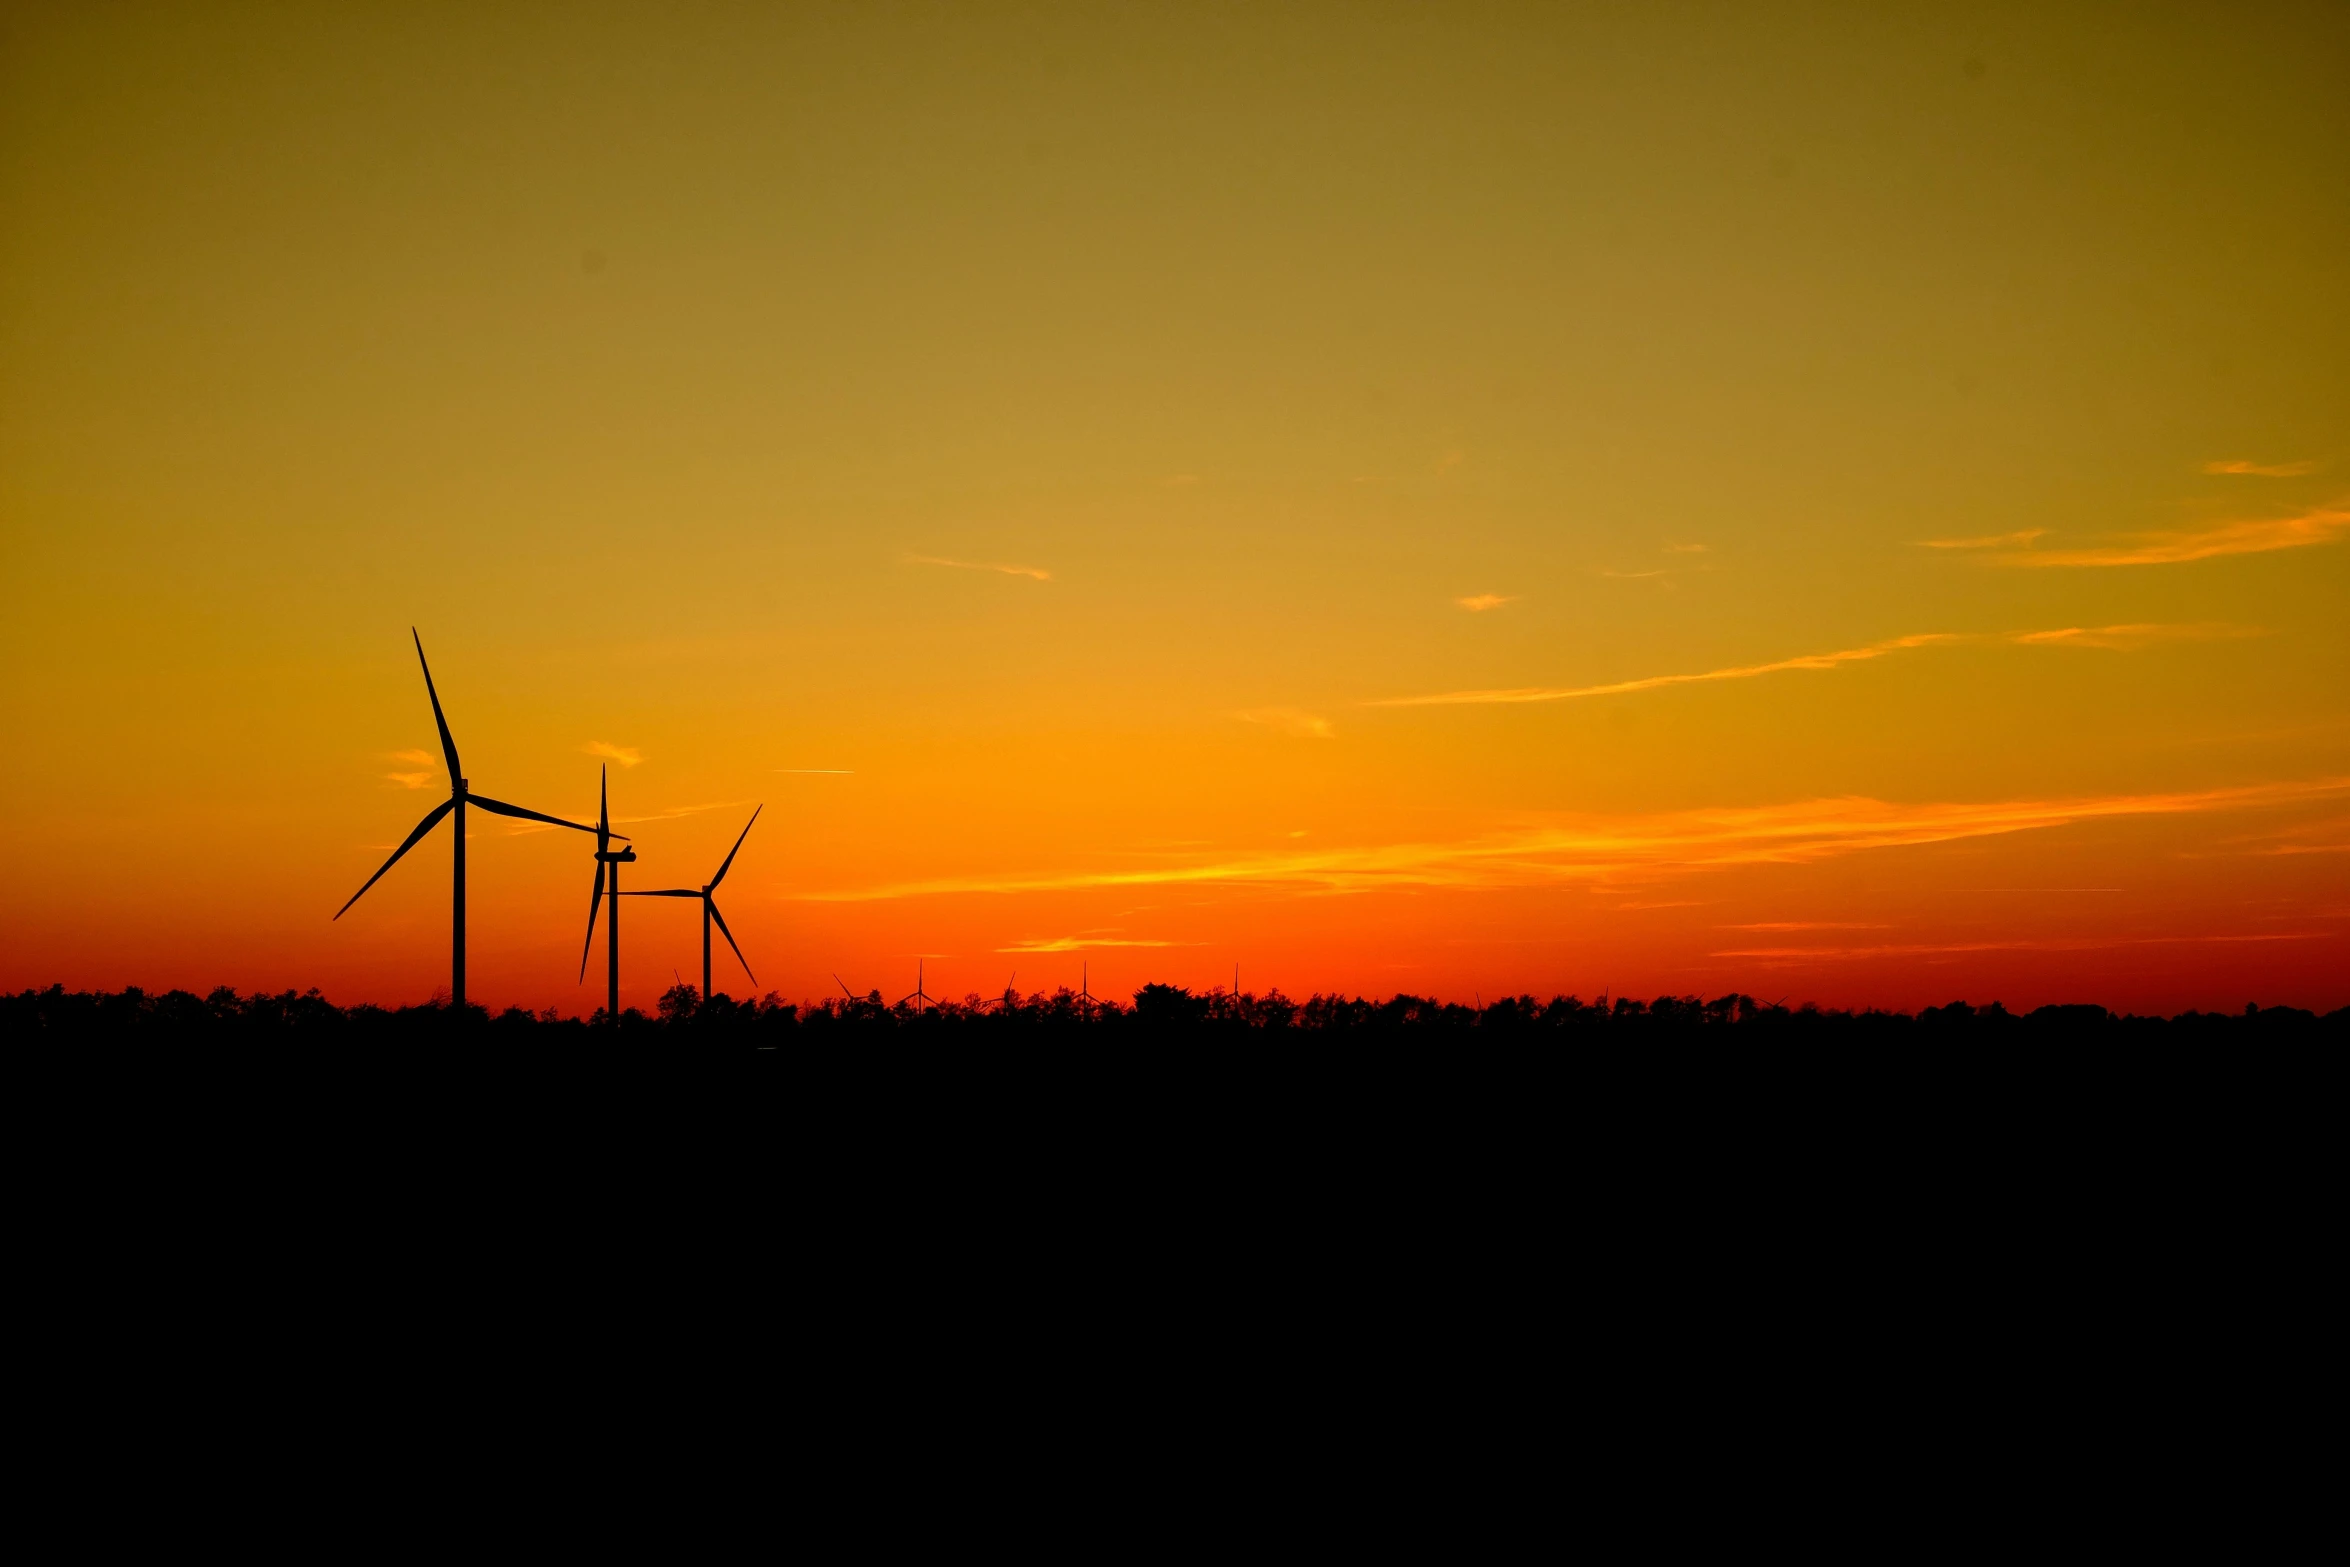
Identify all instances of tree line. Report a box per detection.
[6,981,2340,1043]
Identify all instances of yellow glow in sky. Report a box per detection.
[3,4,2344,1012]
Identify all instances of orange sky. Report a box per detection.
[4,4,2345,1014]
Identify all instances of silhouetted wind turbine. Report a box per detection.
[983,971,1018,1011]
[578,766,637,1020]
[899,959,937,1015]
[622,805,761,1004]
[336,630,605,1008]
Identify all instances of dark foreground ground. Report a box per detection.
[14,982,2338,1283]
[9,982,2343,1043]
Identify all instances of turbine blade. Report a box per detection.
[412,629,462,782]
[621,889,700,897]
[710,804,762,889]
[334,799,454,919]
[469,794,598,833]
[578,860,606,982]
[709,899,754,986]
[598,764,609,844]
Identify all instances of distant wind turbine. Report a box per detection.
[336,630,606,1008]
[578,766,637,1020]
[623,805,762,1004]
[899,959,937,1015]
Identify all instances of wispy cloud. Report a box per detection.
[2011,622,2259,650]
[1721,922,1891,931]
[1368,623,2254,708]
[1236,707,1335,739]
[2205,459,2320,477]
[796,777,2350,902]
[1999,502,2350,567]
[1455,594,1515,612]
[906,553,1053,581]
[584,741,644,768]
[1664,543,1710,555]
[498,798,749,837]
[1715,932,2324,962]
[384,748,436,789]
[996,936,1189,953]
[615,800,751,825]
[1368,632,1961,707]
[1917,529,2045,550]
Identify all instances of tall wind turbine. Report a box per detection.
[336,630,605,1008]
[577,766,638,1020]
[623,805,762,1004]
[899,959,937,1016]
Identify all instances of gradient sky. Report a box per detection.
[4,3,2345,1014]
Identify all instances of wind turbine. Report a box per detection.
[335,630,605,1008]
[577,766,637,1020]
[899,959,937,1016]
[622,805,762,1004]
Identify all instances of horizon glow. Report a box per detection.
[3,5,2345,1015]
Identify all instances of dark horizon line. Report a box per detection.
[8,981,2344,1034]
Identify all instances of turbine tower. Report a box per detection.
[577,766,637,1020]
[623,805,762,1004]
[899,959,937,1015]
[336,630,604,1008]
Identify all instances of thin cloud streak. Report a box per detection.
[1716,932,2325,962]
[2012,622,2259,650]
[1919,529,2045,549]
[614,800,754,825]
[1999,502,2350,567]
[584,741,644,767]
[1236,707,1335,739]
[1369,623,2252,708]
[2204,459,2320,477]
[384,748,436,789]
[1456,594,1515,612]
[997,936,1187,953]
[796,777,2350,902]
[905,553,1053,581]
[1367,633,1961,707]
[500,798,751,835]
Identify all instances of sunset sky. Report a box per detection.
[4,3,2344,1014]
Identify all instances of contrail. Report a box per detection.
[1364,622,2251,708]
[1366,633,1962,707]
